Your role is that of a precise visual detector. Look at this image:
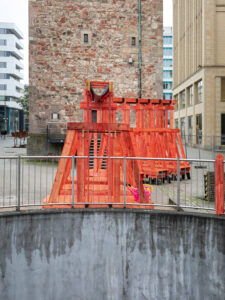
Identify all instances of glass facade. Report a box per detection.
[163,36,172,44]
[0,39,7,46]
[163,59,173,67]
[163,48,173,56]
[163,28,173,107]
[0,62,7,68]
[163,71,173,79]
[0,84,7,90]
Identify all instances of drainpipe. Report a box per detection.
[138,0,142,98]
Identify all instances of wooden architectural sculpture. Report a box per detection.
[43,81,190,209]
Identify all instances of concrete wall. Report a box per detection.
[0,210,224,299]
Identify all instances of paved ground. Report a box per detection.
[0,136,220,213]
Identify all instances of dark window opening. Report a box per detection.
[92,110,97,123]
[131,37,136,46]
[84,34,88,44]
[221,114,225,145]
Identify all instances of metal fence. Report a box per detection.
[0,155,222,214]
[180,134,225,160]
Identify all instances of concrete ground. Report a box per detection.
[0,136,220,213]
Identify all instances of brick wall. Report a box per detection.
[29,0,163,154]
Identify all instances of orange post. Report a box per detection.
[215,154,224,215]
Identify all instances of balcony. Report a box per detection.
[0,57,24,79]
[0,78,24,99]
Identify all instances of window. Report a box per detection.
[221,78,225,101]
[175,119,179,129]
[188,116,193,143]
[0,62,7,68]
[163,82,172,90]
[84,34,88,44]
[181,90,185,109]
[196,114,202,144]
[189,86,193,106]
[180,118,185,138]
[0,96,10,101]
[174,95,178,111]
[163,59,173,67]
[0,40,7,46]
[163,94,172,100]
[92,110,97,123]
[163,71,173,79]
[0,74,10,79]
[0,84,7,90]
[52,113,59,120]
[197,80,203,103]
[0,51,10,57]
[163,48,172,56]
[131,37,136,46]
[0,29,11,34]
[163,36,172,45]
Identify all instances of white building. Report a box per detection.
[0,22,24,133]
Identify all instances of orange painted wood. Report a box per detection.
[49,131,78,203]
[67,122,129,131]
[215,154,224,215]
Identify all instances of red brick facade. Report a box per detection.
[28,0,163,154]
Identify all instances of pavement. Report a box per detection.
[0,136,27,156]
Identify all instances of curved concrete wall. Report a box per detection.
[0,210,224,300]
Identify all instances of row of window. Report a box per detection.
[0,39,7,46]
[174,114,202,137]
[0,96,10,101]
[0,62,7,68]
[174,80,203,109]
[0,73,10,79]
[163,82,173,90]
[163,94,173,100]
[0,29,12,34]
[163,36,172,45]
[0,84,7,90]
[163,48,173,56]
[163,59,173,67]
[163,70,173,79]
[0,51,20,60]
[0,84,21,91]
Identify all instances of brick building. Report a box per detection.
[29,0,163,155]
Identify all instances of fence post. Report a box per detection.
[123,158,126,208]
[177,157,180,210]
[17,156,21,211]
[215,154,224,215]
[72,156,75,208]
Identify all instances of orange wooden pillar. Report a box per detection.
[215,154,224,215]
[77,132,86,203]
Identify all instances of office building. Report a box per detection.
[163,27,173,101]
[173,0,225,147]
[0,22,24,133]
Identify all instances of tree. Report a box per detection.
[18,86,29,115]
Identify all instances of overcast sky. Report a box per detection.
[0,0,173,85]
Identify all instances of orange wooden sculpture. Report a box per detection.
[43,81,153,209]
[43,80,190,209]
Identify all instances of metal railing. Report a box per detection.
[0,155,223,214]
[180,134,225,160]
